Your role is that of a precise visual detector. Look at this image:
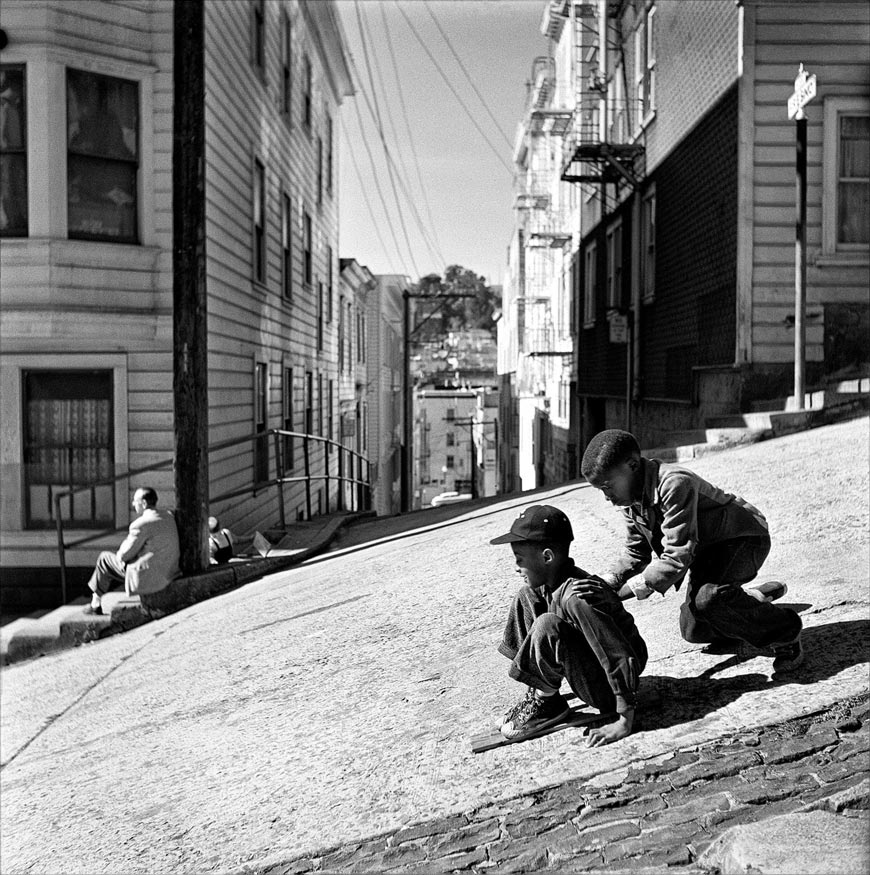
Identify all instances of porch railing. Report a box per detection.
[53,428,371,603]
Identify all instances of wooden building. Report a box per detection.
[0,0,353,607]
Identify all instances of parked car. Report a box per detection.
[430,491,472,507]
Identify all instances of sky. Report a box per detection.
[335,0,550,286]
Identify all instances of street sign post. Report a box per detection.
[788,64,816,411]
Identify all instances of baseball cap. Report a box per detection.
[490,505,574,545]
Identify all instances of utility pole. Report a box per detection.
[173,0,209,573]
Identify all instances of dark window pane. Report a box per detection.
[68,156,137,241]
[67,69,138,160]
[1,65,28,236]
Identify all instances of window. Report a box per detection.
[67,69,139,243]
[583,242,597,327]
[282,192,292,300]
[317,135,323,205]
[328,380,335,447]
[338,296,346,372]
[282,12,292,116]
[253,159,266,284]
[283,367,294,471]
[606,220,623,309]
[303,211,312,285]
[326,245,333,322]
[0,65,27,237]
[823,98,869,256]
[252,0,265,76]
[23,371,114,529]
[254,362,269,484]
[446,407,455,422]
[303,55,312,128]
[317,281,324,351]
[641,187,656,302]
[304,371,314,435]
[317,372,324,436]
[446,455,455,469]
[446,432,455,447]
[326,114,334,194]
[634,4,656,123]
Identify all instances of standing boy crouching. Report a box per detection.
[580,429,803,674]
[492,505,648,746]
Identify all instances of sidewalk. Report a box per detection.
[0,511,371,666]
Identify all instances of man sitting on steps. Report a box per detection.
[84,486,181,615]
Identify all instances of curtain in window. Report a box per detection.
[0,66,27,236]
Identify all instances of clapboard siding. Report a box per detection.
[748,0,870,367]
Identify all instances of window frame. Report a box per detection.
[326,245,333,323]
[326,114,334,195]
[317,280,325,351]
[641,186,656,303]
[583,241,597,328]
[66,67,140,244]
[605,218,623,310]
[254,361,269,485]
[822,96,870,261]
[0,64,28,238]
[303,54,312,129]
[253,157,266,285]
[281,191,292,300]
[251,0,266,79]
[281,10,292,117]
[282,365,294,472]
[634,3,656,128]
[303,210,313,286]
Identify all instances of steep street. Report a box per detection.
[1,418,868,874]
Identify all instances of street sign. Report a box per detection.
[788,64,817,120]
[609,313,628,344]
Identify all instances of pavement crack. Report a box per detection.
[238,593,371,634]
[1,620,183,770]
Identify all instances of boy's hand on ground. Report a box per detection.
[586,711,633,747]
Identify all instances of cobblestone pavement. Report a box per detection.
[258,694,869,874]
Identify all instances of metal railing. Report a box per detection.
[53,428,371,603]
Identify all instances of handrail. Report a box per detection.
[53,428,371,603]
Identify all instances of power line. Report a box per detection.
[422,0,514,150]
[346,40,448,271]
[394,1,514,176]
[350,91,409,275]
[378,0,444,261]
[340,115,399,274]
[354,0,420,278]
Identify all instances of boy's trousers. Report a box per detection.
[499,583,647,714]
[678,535,802,648]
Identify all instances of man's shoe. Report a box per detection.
[82,604,103,616]
[501,689,571,740]
[772,634,804,674]
[746,580,788,602]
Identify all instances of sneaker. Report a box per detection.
[772,634,804,674]
[701,637,740,655]
[746,581,788,603]
[501,689,571,740]
[82,604,103,616]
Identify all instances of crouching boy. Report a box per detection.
[492,505,648,746]
[580,429,803,674]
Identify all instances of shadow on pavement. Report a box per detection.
[638,618,869,732]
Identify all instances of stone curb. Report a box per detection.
[2,512,371,666]
[246,693,870,875]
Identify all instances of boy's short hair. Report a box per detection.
[137,486,158,507]
[580,429,641,479]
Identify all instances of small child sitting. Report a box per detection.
[208,516,234,565]
[491,504,648,746]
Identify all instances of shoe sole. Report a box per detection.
[500,706,572,741]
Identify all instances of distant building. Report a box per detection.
[0,0,353,607]
[365,274,408,517]
[504,0,869,466]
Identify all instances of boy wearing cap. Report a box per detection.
[492,505,648,746]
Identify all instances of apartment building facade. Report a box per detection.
[0,0,353,605]
[563,0,869,449]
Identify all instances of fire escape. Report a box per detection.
[559,1,645,196]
